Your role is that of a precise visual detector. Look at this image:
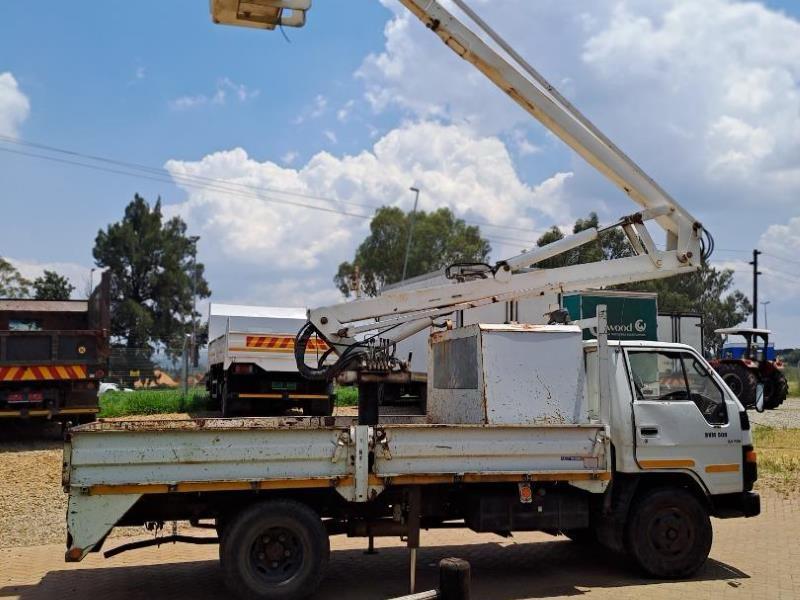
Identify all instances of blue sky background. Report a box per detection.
[2,1,800,345]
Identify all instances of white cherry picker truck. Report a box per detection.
[62,2,759,598]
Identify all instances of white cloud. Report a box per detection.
[510,129,541,157]
[6,257,95,298]
[292,94,329,124]
[0,72,30,138]
[357,1,800,206]
[310,94,327,118]
[170,77,259,110]
[760,217,800,258]
[163,121,571,305]
[323,130,338,145]
[337,99,355,123]
[281,150,299,165]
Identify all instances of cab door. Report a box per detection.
[626,348,743,495]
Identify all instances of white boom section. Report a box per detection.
[208,1,705,350]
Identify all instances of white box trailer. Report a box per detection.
[658,312,704,354]
[207,304,334,417]
[63,318,760,599]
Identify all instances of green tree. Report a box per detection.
[533,212,633,268]
[93,194,211,351]
[335,206,491,297]
[0,258,31,298]
[32,270,75,300]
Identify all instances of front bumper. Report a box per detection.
[712,491,761,519]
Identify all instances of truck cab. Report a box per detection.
[590,340,758,505]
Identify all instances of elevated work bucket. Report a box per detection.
[210,0,311,30]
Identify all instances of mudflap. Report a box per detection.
[65,493,142,562]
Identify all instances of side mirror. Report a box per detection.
[755,383,765,413]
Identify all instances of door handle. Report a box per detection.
[640,427,659,437]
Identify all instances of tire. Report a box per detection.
[626,488,712,579]
[562,528,596,544]
[221,380,237,417]
[221,500,329,600]
[764,370,788,410]
[715,363,758,407]
[306,396,334,417]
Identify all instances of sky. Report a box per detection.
[1,0,800,346]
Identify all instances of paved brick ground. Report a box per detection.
[0,489,796,600]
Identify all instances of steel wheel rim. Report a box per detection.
[647,507,694,559]
[722,373,743,396]
[249,526,305,585]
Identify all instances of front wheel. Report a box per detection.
[715,363,758,407]
[221,500,329,600]
[626,488,712,579]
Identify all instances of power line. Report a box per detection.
[762,267,800,284]
[0,146,373,220]
[0,143,543,251]
[0,134,548,237]
[762,252,800,268]
[0,134,375,212]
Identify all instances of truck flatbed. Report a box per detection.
[64,415,609,561]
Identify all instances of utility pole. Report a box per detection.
[189,236,200,368]
[750,249,762,328]
[402,187,420,282]
[182,333,190,399]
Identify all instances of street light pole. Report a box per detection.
[750,249,762,328]
[761,300,771,329]
[402,187,420,282]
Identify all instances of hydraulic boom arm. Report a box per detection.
[210,0,711,379]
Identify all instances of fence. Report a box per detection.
[107,347,209,390]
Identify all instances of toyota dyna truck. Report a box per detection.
[64,1,760,598]
[63,312,759,598]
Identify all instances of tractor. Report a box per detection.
[710,327,788,411]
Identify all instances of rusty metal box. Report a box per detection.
[427,324,587,425]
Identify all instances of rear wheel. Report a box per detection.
[626,488,712,579]
[221,380,238,417]
[562,528,596,544]
[221,500,329,600]
[715,363,758,407]
[305,396,334,417]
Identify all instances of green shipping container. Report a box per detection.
[563,291,658,341]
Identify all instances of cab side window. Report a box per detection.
[628,350,728,425]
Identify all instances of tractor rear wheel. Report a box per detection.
[715,363,758,408]
[764,370,788,410]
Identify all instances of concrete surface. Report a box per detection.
[1,489,796,600]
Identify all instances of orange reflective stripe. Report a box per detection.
[244,335,328,352]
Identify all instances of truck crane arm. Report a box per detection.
[210,0,712,380]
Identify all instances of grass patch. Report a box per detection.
[335,386,358,407]
[99,388,211,418]
[753,425,800,494]
[784,366,800,396]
